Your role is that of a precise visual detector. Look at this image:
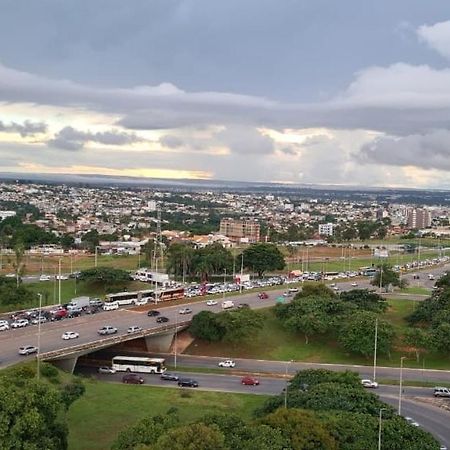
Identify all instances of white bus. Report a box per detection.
[112,356,167,374]
[104,289,154,306]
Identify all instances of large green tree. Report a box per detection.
[77,267,130,291]
[338,311,396,357]
[242,243,285,277]
[371,264,405,290]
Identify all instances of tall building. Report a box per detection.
[406,208,431,229]
[219,218,260,243]
[318,223,334,236]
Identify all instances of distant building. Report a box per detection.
[0,210,16,221]
[406,208,431,229]
[219,218,260,243]
[318,223,334,236]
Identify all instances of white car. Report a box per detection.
[206,300,218,306]
[361,379,378,388]
[11,319,29,328]
[179,308,193,315]
[98,366,117,374]
[103,301,119,311]
[405,417,420,427]
[62,331,79,340]
[0,322,9,331]
[18,345,38,355]
[39,274,51,281]
[127,325,143,333]
[56,275,69,280]
[351,282,358,287]
[333,286,340,291]
[218,360,236,368]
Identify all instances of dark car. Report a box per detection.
[84,306,99,315]
[178,378,199,387]
[122,373,145,384]
[147,310,161,317]
[160,372,179,381]
[241,376,260,386]
[156,316,169,323]
[238,303,250,309]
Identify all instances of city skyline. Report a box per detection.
[1,2,450,188]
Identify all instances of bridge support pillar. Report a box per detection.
[50,356,79,374]
[144,332,174,353]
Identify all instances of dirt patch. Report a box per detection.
[170,330,195,354]
[410,396,450,412]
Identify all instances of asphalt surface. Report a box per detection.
[0,264,448,376]
[80,367,450,447]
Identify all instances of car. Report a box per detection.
[97,366,116,374]
[206,300,218,306]
[237,303,250,309]
[218,359,236,368]
[405,417,420,427]
[241,376,260,386]
[282,292,293,297]
[147,309,161,317]
[127,325,143,333]
[361,379,378,388]
[103,301,119,311]
[89,298,104,307]
[434,387,450,398]
[31,316,47,325]
[413,274,420,280]
[11,319,29,328]
[330,283,336,287]
[160,372,179,381]
[258,292,269,299]
[39,274,51,281]
[97,325,118,335]
[122,373,145,384]
[62,331,79,340]
[84,306,99,315]
[351,282,358,287]
[0,322,10,331]
[18,345,38,355]
[178,378,199,387]
[56,275,69,280]
[333,286,340,291]
[156,316,169,323]
[179,307,193,315]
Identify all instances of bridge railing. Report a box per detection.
[39,320,192,360]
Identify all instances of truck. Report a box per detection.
[67,296,90,310]
[221,300,234,309]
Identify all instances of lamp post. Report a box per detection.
[174,310,178,369]
[378,408,386,450]
[58,257,62,305]
[284,360,293,408]
[398,356,407,415]
[94,245,100,268]
[373,318,378,381]
[37,293,42,380]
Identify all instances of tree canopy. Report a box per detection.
[242,243,285,277]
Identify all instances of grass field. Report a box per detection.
[184,300,450,370]
[67,380,267,450]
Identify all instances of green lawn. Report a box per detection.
[67,380,267,450]
[399,286,432,295]
[185,301,450,370]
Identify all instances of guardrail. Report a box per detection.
[39,320,192,360]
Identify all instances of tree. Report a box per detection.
[77,267,130,291]
[260,408,337,450]
[189,311,225,342]
[338,311,396,357]
[217,308,264,343]
[60,234,75,250]
[289,369,361,391]
[166,242,195,277]
[154,423,227,450]
[371,264,405,290]
[81,230,99,252]
[12,242,25,287]
[112,412,179,450]
[0,379,68,450]
[403,327,430,362]
[295,282,337,300]
[339,289,387,312]
[430,322,450,352]
[242,243,285,277]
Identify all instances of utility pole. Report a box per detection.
[239,253,244,294]
[378,408,386,450]
[36,293,42,380]
[58,257,62,305]
[398,356,407,415]
[373,318,378,381]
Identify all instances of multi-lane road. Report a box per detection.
[82,368,450,447]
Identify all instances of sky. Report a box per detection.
[1,1,450,188]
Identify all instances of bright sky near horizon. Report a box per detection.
[1,1,450,188]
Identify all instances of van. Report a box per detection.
[221,300,234,310]
[103,301,119,311]
[434,387,450,398]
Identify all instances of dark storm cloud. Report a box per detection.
[47,126,145,151]
[0,119,47,136]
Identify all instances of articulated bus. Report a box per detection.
[104,289,154,306]
[112,356,166,374]
[156,287,185,302]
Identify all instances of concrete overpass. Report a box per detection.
[38,320,191,373]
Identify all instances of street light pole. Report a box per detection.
[58,257,62,305]
[378,408,385,450]
[398,356,407,415]
[95,246,100,268]
[174,311,178,369]
[373,318,378,381]
[37,293,42,380]
[284,360,292,408]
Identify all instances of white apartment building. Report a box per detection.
[318,223,334,236]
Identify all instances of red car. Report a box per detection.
[241,376,260,386]
[122,373,145,384]
[258,292,269,299]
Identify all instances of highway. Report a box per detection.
[0,264,448,375]
[81,368,450,447]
